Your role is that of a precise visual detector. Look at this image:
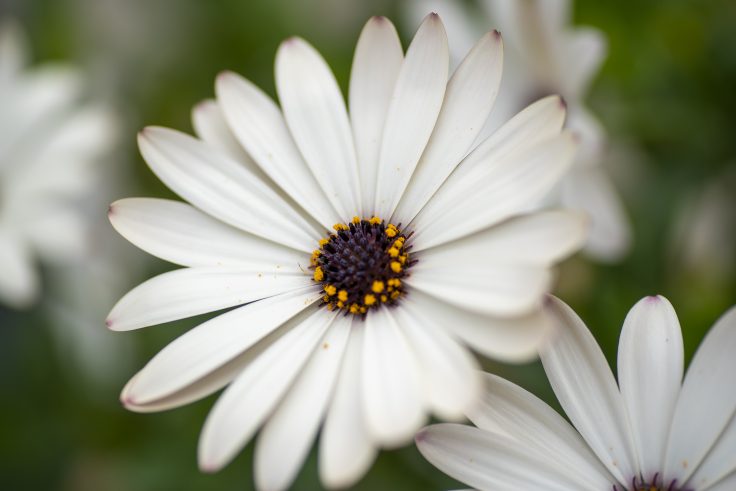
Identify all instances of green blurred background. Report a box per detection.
[1,0,734,489]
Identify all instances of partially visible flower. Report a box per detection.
[404,0,631,261]
[108,14,586,490]
[671,165,736,288]
[417,295,736,490]
[0,20,116,308]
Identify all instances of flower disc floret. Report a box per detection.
[311,216,414,315]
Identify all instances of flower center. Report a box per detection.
[310,216,414,316]
[613,473,692,491]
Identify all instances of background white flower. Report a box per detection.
[0,20,116,309]
[405,0,632,262]
[108,14,586,491]
[417,295,736,490]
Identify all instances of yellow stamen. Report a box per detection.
[390,290,400,300]
[349,303,360,314]
[337,290,348,302]
[388,247,400,257]
[369,216,382,225]
[337,301,344,308]
[322,295,330,303]
[385,225,397,238]
[319,238,330,247]
[352,216,360,224]
[380,294,388,303]
[324,284,337,296]
[364,294,376,306]
[333,223,348,231]
[390,261,402,273]
[371,280,385,293]
[313,266,324,282]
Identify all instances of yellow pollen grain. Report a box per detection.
[390,261,402,273]
[388,247,400,257]
[390,290,400,300]
[364,294,377,306]
[369,216,382,225]
[319,238,330,247]
[352,216,360,224]
[336,300,344,308]
[333,223,348,231]
[337,290,348,302]
[399,255,407,264]
[385,227,397,238]
[371,280,385,293]
[349,304,360,314]
[324,285,337,296]
[360,306,367,314]
[326,303,335,311]
[313,266,324,281]
[322,295,330,303]
[388,278,401,287]
[380,294,387,302]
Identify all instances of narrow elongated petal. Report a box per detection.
[686,415,736,490]
[349,16,403,213]
[559,28,607,99]
[541,296,637,484]
[109,198,307,268]
[468,373,617,490]
[320,325,378,489]
[138,127,319,252]
[107,267,313,331]
[119,288,321,407]
[416,424,587,491]
[215,72,339,229]
[0,231,38,308]
[407,262,551,316]
[276,38,362,217]
[374,13,448,218]
[254,315,351,491]
[392,304,482,420]
[191,99,253,165]
[618,296,683,478]
[394,30,503,223]
[664,306,736,484]
[412,131,576,250]
[198,307,335,472]
[413,210,588,263]
[401,289,550,363]
[362,306,425,447]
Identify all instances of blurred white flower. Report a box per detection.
[417,295,736,490]
[671,165,736,287]
[405,0,632,261]
[108,14,587,490]
[0,20,116,308]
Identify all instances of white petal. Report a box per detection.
[362,306,425,447]
[374,13,449,218]
[408,261,551,316]
[191,99,253,165]
[107,267,313,331]
[468,373,615,490]
[254,315,351,491]
[0,230,38,308]
[416,423,587,491]
[24,205,88,261]
[413,210,588,262]
[349,16,403,213]
[540,296,637,484]
[109,198,306,268]
[561,166,631,262]
[687,415,736,490]
[618,296,683,478]
[275,38,361,217]
[319,323,378,489]
[664,306,736,484]
[392,303,482,420]
[198,307,336,472]
[215,72,339,229]
[394,30,503,223]
[412,129,575,250]
[0,20,28,82]
[120,288,321,409]
[402,289,550,363]
[707,472,736,491]
[559,28,607,99]
[138,126,319,252]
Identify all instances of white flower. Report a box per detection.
[108,14,586,490]
[0,20,115,308]
[417,295,736,491]
[405,0,631,261]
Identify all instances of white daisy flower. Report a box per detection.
[108,14,586,490]
[405,0,631,261]
[0,20,115,308]
[417,295,736,491]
